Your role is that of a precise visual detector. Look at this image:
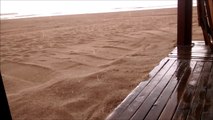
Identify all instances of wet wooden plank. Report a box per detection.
[186,62,213,120]
[158,61,197,120]
[106,58,170,120]
[106,80,149,120]
[169,54,213,61]
[130,60,179,120]
[117,59,176,120]
[169,41,213,60]
[170,41,211,52]
[202,63,213,120]
[144,60,195,120]
[148,58,170,78]
[172,62,205,119]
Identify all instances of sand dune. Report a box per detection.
[1,8,203,120]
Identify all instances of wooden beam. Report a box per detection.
[177,0,193,46]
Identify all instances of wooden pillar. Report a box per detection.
[0,73,12,120]
[177,0,193,46]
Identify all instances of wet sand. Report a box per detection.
[0,8,203,120]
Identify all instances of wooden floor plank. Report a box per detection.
[169,41,213,60]
[106,58,170,120]
[186,62,212,120]
[202,63,213,120]
[148,58,170,78]
[158,61,197,120]
[169,54,213,60]
[172,62,205,120]
[145,61,191,120]
[106,81,149,119]
[117,59,176,120]
[130,60,179,120]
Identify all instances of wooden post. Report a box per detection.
[177,0,193,46]
[0,73,12,120]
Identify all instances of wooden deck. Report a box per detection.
[106,41,213,120]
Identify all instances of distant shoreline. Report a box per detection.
[1,6,178,20]
[0,13,18,15]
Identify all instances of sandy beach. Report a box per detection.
[1,8,203,120]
